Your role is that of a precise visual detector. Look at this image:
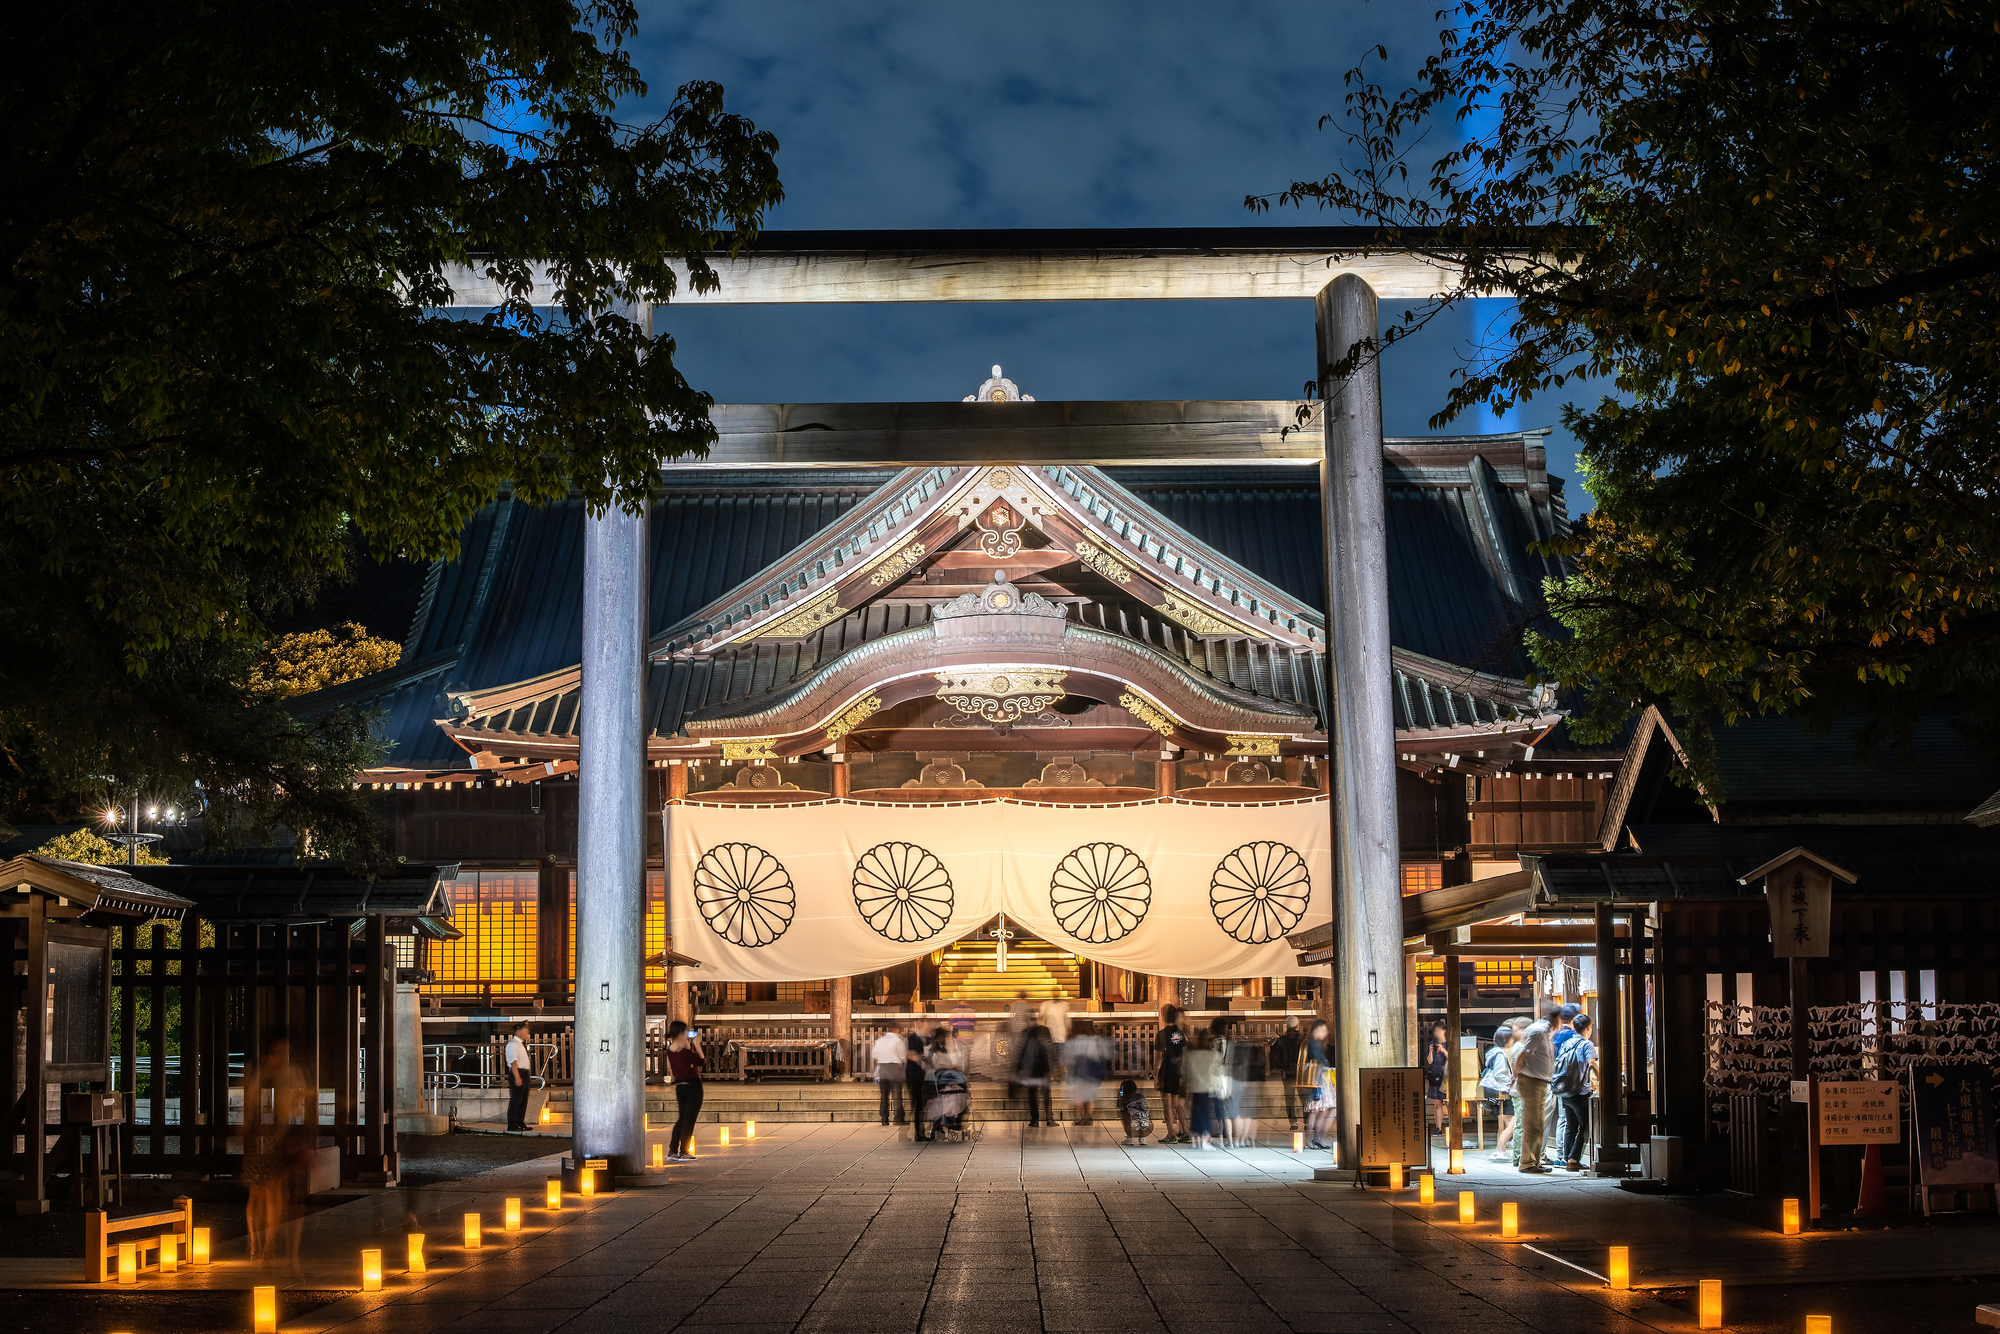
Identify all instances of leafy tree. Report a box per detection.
[249,624,403,700]
[3,0,782,849]
[33,827,167,866]
[1255,0,2000,792]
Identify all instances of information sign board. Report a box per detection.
[1817,1081,1899,1143]
[1910,1064,1998,1186]
[1360,1067,1427,1168]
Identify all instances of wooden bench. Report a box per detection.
[84,1197,194,1282]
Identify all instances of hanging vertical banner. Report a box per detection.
[666,799,1334,982]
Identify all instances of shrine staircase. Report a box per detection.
[933,939,1079,1002]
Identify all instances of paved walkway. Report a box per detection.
[31,1121,2000,1333]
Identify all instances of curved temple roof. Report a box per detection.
[307,415,1568,779]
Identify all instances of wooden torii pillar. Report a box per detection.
[439,230,1458,1175]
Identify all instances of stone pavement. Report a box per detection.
[39,1119,2000,1333]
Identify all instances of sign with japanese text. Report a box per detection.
[1817,1081,1900,1143]
[1762,859,1832,958]
[1909,1064,1998,1186]
[1360,1066,1427,1168]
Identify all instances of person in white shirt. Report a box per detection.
[871,1029,910,1126]
[1510,1007,1559,1172]
[1039,996,1071,1079]
[503,1022,533,1131]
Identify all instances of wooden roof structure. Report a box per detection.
[317,428,1568,783]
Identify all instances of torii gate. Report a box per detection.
[442,228,1461,1179]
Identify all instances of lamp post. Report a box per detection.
[101,796,178,866]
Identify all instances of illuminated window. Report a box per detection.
[1207,978,1250,998]
[568,870,672,998]
[1401,862,1443,897]
[1474,961,1531,998]
[428,872,538,998]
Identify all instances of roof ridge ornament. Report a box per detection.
[963,364,1034,403]
[932,570,1069,624]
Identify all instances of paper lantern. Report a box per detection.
[1419,1174,1434,1205]
[1292,1131,1304,1152]
[546,1177,562,1211]
[159,1231,178,1273]
[361,1249,382,1292]
[1698,1279,1723,1330]
[1607,1246,1630,1290]
[1806,1317,1831,1334]
[463,1213,481,1248]
[1448,1147,1465,1175]
[579,1167,595,1197]
[538,1104,552,1126]
[1501,1202,1519,1238]
[746,1120,757,1139]
[1782,1198,1801,1235]
[1458,1191,1475,1225]
[116,1241,136,1285]
[254,1285,278,1334]
[191,1227,211,1265]
[720,1127,731,1146]
[407,1233,425,1274]
[504,1198,522,1233]
[1388,1162,1403,1190]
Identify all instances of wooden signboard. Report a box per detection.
[1764,862,1833,958]
[1818,1081,1900,1143]
[1360,1066,1427,1168]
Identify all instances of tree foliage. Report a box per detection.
[33,828,167,866]
[2,0,782,850]
[249,624,404,700]
[1255,0,2000,790]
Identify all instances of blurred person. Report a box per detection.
[1301,1019,1335,1150]
[504,1020,534,1131]
[243,1029,312,1271]
[906,1024,934,1143]
[872,1027,909,1126]
[1185,1029,1223,1150]
[1154,1004,1190,1144]
[1423,1021,1451,1138]
[1116,1078,1153,1147]
[1483,1021,1525,1161]
[1016,1023,1057,1127]
[1269,1017,1305,1132]
[1557,1014,1598,1171]
[1512,1007,1559,1173]
[1065,1020,1109,1125]
[1211,1017,1252,1146]
[1039,994,1071,1077]
[664,1020,706,1162]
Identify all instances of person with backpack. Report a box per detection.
[1545,1004,1580,1163]
[1556,1013,1598,1170]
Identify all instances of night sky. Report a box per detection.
[621,2,1604,497]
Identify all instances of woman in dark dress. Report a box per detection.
[665,1020,706,1162]
[1423,1021,1451,1137]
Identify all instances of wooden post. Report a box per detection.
[829,977,853,1077]
[1445,952,1462,1164]
[1594,902,1623,1176]
[23,892,47,1213]
[363,915,391,1179]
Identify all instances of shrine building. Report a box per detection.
[308,370,1607,1054]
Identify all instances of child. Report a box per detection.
[1116,1078,1152,1147]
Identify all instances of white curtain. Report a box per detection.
[667,798,1334,982]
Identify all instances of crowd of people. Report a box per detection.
[1476,1002,1600,1172]
[655,992,1602,1165]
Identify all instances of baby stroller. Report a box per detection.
[927,1067,970,1142]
